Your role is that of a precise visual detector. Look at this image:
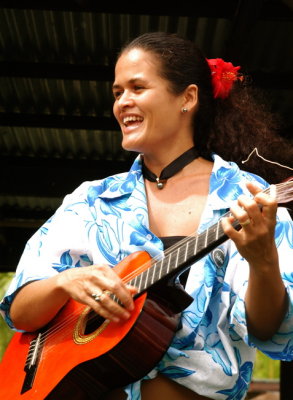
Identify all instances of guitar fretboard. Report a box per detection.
[130,214,238,296]
[126,179,293,297]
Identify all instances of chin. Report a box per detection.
[121,136,144,153]
[121,143,142,154]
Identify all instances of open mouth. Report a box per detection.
[122,115,144,127]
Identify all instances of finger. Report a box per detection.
[229,203,252,229]
[254,186,278,211]
[89,296,122,323]
[245,183,277,223]
[126,285,139,296]
[105,280,135,312]
[89,289,131,322]
[221,215,242,240]
[90,265,135,311]
[245,181,262,197]
[246,181,277,208]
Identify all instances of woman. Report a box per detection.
[1,32,292,400]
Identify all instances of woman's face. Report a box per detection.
[113,48,190,155]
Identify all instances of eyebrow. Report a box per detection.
[112,77,147,90]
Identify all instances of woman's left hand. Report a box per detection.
[222,181,288,340]
[221,181,278,268]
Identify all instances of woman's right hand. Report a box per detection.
[10,264,137,332]
[56,264,137,323]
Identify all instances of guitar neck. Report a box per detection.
[131,179,293,297]
[131,216,234,297]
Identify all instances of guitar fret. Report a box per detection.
[194,235,198,255]
[163,255,170,276]
[184,241,189,262]
[174,249,179,273]
[137,273,142,292]
[175,246,183,270]
[145,265,150,288]
[216,220,220,240]
[132,275,138,287]
[204,227,209,248]
[209,225,216,243]
[164,255,170,278]
[150,262,157,285]
[171,250,179,273]
[186,238,194,261]
[197,232,205,252]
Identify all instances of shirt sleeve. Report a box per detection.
[0,182,94,330]
[229,207,293,361]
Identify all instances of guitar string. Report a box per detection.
[27,182,293,357]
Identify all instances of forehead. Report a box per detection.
[114,48,161,82]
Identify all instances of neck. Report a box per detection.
[141,146,201,190]
[142,145,195,176]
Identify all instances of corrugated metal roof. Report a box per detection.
[0,77,112,116]
[0,9,233,63]
[0,1,292,271]
[1,126,129,160]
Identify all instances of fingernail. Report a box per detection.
[123,311,131,319]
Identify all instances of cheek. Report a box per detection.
[113,102,119,120]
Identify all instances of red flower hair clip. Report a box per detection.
[207,58,243,99]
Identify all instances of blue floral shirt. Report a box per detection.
[1,154,293,400]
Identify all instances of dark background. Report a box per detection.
[0,0,292,273]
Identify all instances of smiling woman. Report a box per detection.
[0,32,292,400]
[112,47,196,158]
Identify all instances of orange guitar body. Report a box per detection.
[0,251,185,399]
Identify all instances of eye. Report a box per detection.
[134,85,144,91]
[113,90,123,99]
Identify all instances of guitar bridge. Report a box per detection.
[21,333,43,394]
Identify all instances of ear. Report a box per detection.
[181,84,198,112]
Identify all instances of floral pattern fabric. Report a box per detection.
[1,154,292,400]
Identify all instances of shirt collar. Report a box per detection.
[98,152,249,211]
[208,153,250,210]
[97,154,143,199]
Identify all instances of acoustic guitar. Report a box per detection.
[0,180,292,399]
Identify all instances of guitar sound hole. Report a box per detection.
[84,310,106,335]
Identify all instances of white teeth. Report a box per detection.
[123,116,143,125]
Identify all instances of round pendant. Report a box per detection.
[157,182,164,189]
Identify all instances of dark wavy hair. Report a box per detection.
[119,32,292,184]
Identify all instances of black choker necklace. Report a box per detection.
[142,147,199,189]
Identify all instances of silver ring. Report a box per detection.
[240,218,251,227]
[91,290,112,302]
[92,292,103,302]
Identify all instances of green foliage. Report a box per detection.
[253,350,280,380]
[0,272,15,360]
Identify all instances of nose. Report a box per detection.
[117,90,135,109]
